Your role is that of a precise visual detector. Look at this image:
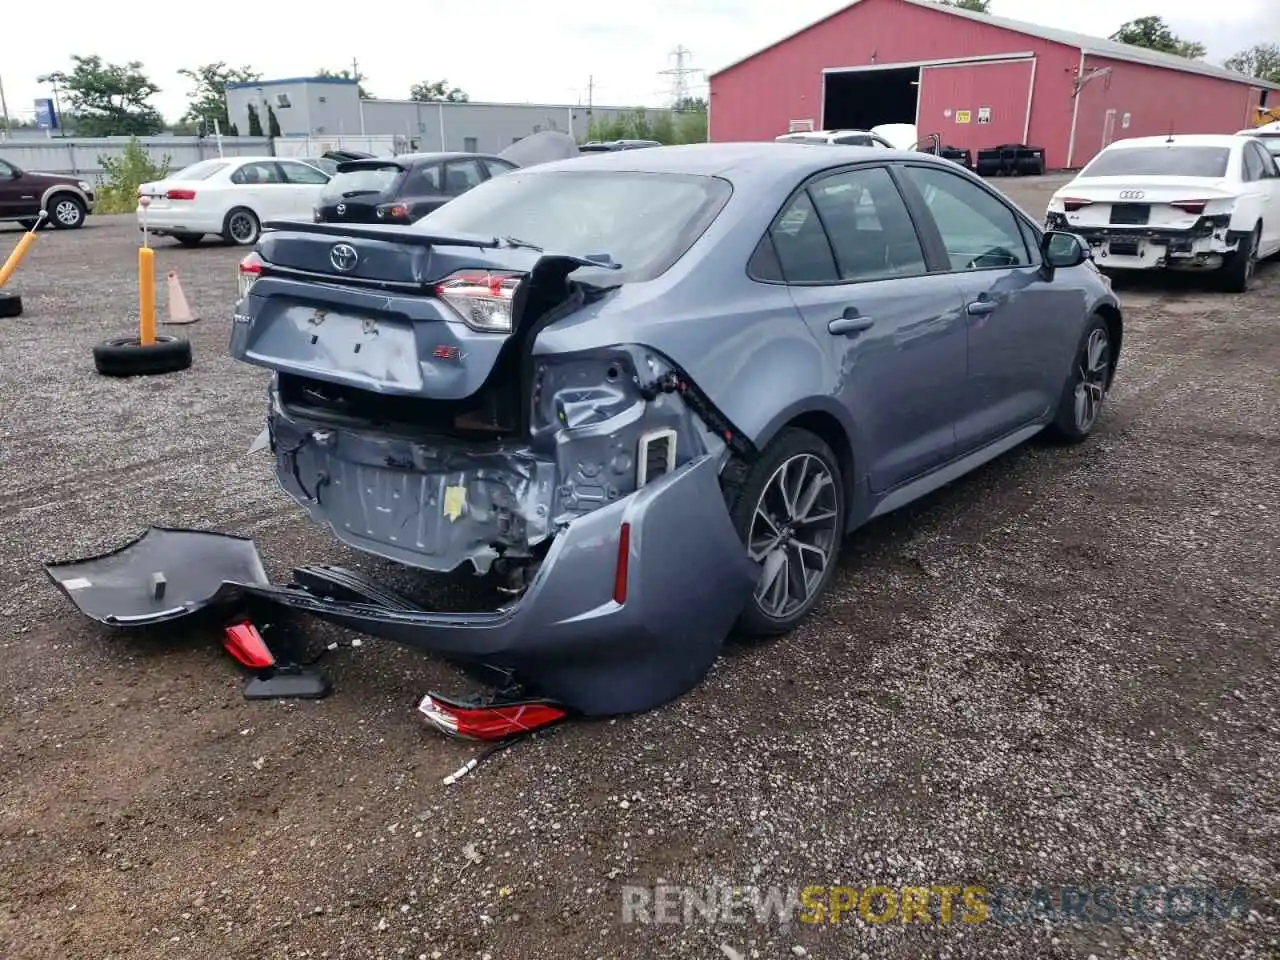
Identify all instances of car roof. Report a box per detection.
[1101,134,1243,150]
[522,141,946,180]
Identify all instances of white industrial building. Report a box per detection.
[224,76,635,154]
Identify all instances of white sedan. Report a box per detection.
[136,156,331,247]
[1045,133,1280,291]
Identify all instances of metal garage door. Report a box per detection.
[916,58,1036,155]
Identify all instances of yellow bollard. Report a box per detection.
[138,246,156,346]
[0,230,38,289]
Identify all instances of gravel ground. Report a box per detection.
[0,181,1277,960]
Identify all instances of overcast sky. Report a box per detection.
[0,0,1270,124]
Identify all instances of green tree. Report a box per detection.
[1109,16,1206,59]
[177,61,260,134]
[246,103,263,137]
[409,79,469,102]
[38,55,165,137]
[937,0,991,11]
[1224,43,1280,84]
[586,105,707,145]
[96,138,171,214]
[267,105,282,137]
[316,67,372,99]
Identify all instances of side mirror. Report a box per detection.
[1042,230,1088,269]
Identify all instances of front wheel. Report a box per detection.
[725,428,846,638]
[47,194,86,229]
[1045,315,1112,444]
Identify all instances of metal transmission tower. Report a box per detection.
[660,46,701,109]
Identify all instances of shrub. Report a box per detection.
[95,137,171,213]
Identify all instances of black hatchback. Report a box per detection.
[314,152,519,225]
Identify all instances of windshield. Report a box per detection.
[415,169,732,282]
[321,166,402,199]
[171,159,230,181]
[1080,145,1230,178]
[1258,137,1280,157]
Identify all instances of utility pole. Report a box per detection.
[659,46,700,110]
[587,75,594,121]
[0,74,10,140]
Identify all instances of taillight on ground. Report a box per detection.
[166,188,197,201]
[434,271,521,333]
[224,620,276,669]
[417,693,567,741]
[238,252,263,299]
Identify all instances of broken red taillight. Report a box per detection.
[434,270,521,333]
[1060,198,1093,212]
[417,694,567,741]
[613,522,631,605]
[1168,200,1209,215]
[224,620,276,669]
[238,252,263,299]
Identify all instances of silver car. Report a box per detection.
[52,143,1122,718]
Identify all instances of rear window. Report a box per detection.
[1079,145,1230,178]
[171,159,230,181]
[415,170,732,283]
[321,165,402,198]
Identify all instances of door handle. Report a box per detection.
[966,298,998,316]
[828,308,874,336]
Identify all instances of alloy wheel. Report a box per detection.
[54,199,81,226]
[746,453,840,621]
[229,212,256,243]
[1073,327,1110,433]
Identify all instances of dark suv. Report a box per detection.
[314,152,517,225]
[0,157,95,229]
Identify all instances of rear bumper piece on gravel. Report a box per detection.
[43,453,759,717]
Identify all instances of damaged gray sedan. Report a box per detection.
[225,142,1122,715]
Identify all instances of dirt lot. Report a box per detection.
[0,178,1277,960]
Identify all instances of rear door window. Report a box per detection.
[401,164,441,194]
[278,160,330,184]
[441,159,484,195]
[231,161,284,185]
[807,166,928,280]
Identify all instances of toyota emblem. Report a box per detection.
[330,243,358,272]
[1118,190,1145,200]
[336,202,346,216]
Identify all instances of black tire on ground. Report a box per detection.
[47,193,86,229]
[174,233,204,247]
[1218,224,1260,293]
[93,335,192,377]
[723,427,847,638]
[17,218,48,232]
[222,207,260,246]
[0,291,22,318]
[1045,313,1112,444]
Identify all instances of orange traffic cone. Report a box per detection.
[162,270,198,325]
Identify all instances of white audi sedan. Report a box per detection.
[136,156,332,247]
[1045,134,1280,291]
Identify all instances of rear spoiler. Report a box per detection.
[335,158,409,174]
[258,219,621,272]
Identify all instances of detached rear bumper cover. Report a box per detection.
[44,454,759,717]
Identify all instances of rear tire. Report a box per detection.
[93,335,192,377]
[1218,224,1259,293]
[0,291,22,318]
[222,207,260,246]
[1045,314,1112,444]
[47,194,86,229]
[723,428,846,638]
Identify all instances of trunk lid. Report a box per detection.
[316,160,406,223]
[1057,176,1237,229]
[232,222,611,402]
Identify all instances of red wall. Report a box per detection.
[917,60,1035,155]
[708,0,1265,169]
[1069,54,1266,166]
